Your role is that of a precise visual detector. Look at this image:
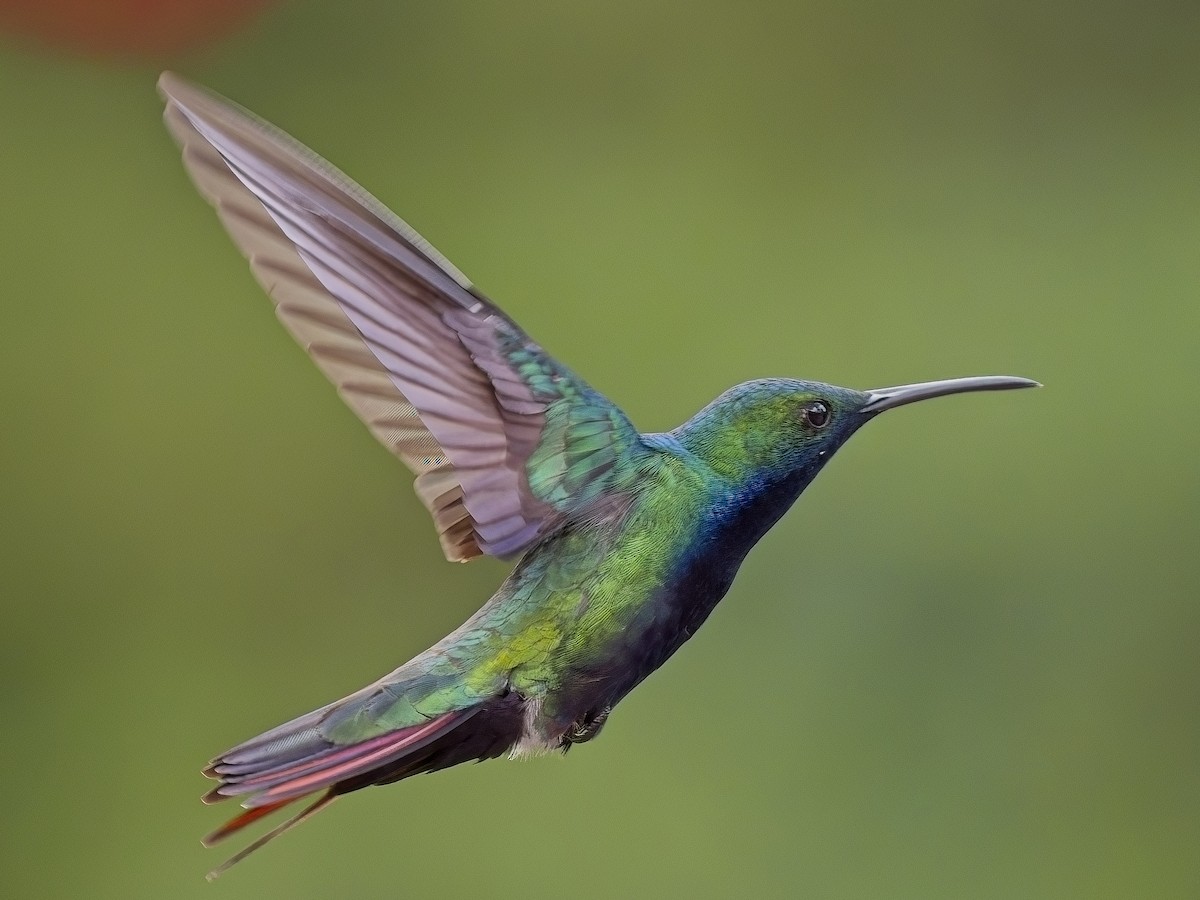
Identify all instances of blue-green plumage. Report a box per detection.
[158,73,1038,877]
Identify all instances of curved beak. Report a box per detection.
[860,375,1040,414]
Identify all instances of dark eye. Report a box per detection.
[802,400,830,428]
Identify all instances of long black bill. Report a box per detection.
[860,376,1040,414]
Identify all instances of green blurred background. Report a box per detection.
[1,2,1197,897]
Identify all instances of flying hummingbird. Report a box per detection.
[158,72,1038,878]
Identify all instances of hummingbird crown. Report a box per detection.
[673,378,869,483]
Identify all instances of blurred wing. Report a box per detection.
[159,72,645,561]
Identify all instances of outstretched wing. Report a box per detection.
[159,72,646,561]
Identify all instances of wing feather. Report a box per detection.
[160,73,646,561]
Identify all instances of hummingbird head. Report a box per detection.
[674,375,1039,488]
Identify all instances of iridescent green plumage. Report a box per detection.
[158,73,1038,878]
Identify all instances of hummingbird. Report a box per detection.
[158,72,1038,878]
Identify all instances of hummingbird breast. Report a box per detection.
[485,453,813,755]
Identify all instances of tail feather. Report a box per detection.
[204,793,337,881]
[202,796,302,844]
[208,728,410,783]
[201,690,527,875]
[205,707,478,806]
[206,695,357,773]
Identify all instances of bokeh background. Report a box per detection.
[2,2,1197,897]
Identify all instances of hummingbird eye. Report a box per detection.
[802,400,830,429]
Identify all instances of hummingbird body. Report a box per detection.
[157,73,1038,877]
[235,381,856,774]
